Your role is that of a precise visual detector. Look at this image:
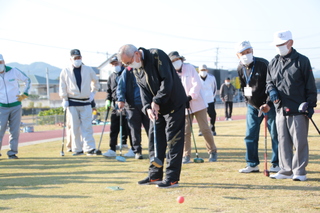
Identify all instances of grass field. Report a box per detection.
[1,107,320,213]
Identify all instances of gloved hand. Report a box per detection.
[269,89,279,103]
[62,99,69,110]
[186,95,192,109]
[105,100,111,109]
[16,94,28,102]
[307,107,314,118]
[89,92,95,102]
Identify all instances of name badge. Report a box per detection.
[244,86,252,97]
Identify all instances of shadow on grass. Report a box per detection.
[0,194,89,200]
[181,182,320,190]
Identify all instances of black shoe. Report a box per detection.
[212,131,216,136]
[86,149,96,156]
[8,154,19,159]
[138,177,162,185]
[72,151,84,156]
[67,149,72,152]
[198,132,203,136]
[156,180,179,188]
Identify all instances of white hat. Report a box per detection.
[199,64,207,71]
[0,54,4,61]
[273,30,292,45]
[235,41,252,53]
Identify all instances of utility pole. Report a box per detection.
[46,68,50,100]
[214,47,219,69]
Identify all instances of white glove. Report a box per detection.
[62,99,69,110]
[89,92,95,102]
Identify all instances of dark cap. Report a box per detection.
[70,49,81,57]
[226,77,230,80]
[110,56,118,63]
[168,51,185,61]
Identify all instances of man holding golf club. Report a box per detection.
[102,56,133,158]
[266,30,317,181]
[235,41,279,174]
[117,66,150,160]
[118,44,186,188]
[59,49,99,156]
[0,54,30,159]
[168,51,217,163]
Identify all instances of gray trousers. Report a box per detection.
[0,105,22,156]
[276,112,309,176]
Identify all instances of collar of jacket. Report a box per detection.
[138,47,148,67]
[4,66,12,72]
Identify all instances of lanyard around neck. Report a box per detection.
[242,58,255,86]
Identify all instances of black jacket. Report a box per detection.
[237,57,271,109]
[133,47,187,115]
[106,67,125,105]
[266,48,317,115]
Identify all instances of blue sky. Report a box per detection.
[0,0,319,71]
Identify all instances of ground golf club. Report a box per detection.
[60,109,66,157]
[150,118,163,168]
[115,109,126,162]
[298,102,320,135]
[187,109,204,163]
[95,107,110,155]
[263,115,270,177]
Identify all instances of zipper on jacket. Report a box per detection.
[0,73,10,104]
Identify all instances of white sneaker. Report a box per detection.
[292,175,307,181]
[124,149,135,157]
[116,144,128,150]
[239,166,259,173]
[103,149,116,157]
[270,173,293,179]
[270,165,280,173]
[228,118,233,121]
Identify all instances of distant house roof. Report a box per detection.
[29,75,59,85]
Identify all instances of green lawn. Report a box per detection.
[1,107,320,213]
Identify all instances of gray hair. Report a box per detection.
[118,44,138,61]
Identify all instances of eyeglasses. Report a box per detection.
[122,52,136,67]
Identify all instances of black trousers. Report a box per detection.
[224,101,233,119]
[126,105,150,154]
[148,104,185,182]
[109,109,130,151]
[207,102,216,132]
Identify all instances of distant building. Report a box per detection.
[28,75,59,98]
[97,53,117,92]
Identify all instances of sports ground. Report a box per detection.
[1,107,320,213]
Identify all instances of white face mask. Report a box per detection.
[172,60,182,70]
[129,55,142,69]
[0,64,5,72]
[240,53,253,65]
[225,81,230,85]
[200,71,207,77]
[276,44,290,56]
[73,59,82,68]
[110,65,121,73]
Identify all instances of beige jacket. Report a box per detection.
[59,65,99,100]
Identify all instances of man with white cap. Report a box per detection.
[168,51,218,163]
[0,54,31,159]
[198,64,217,136]
[59,49,99,156]
[266,30,317,181]
[235,41,279,173]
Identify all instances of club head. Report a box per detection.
[263,170,270,177]
[150,157,163,168]
[60,152,64,156]
[298,102,308,113]
[116,156,126,162]
[95,150,102,155]
[193,158,204,163]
